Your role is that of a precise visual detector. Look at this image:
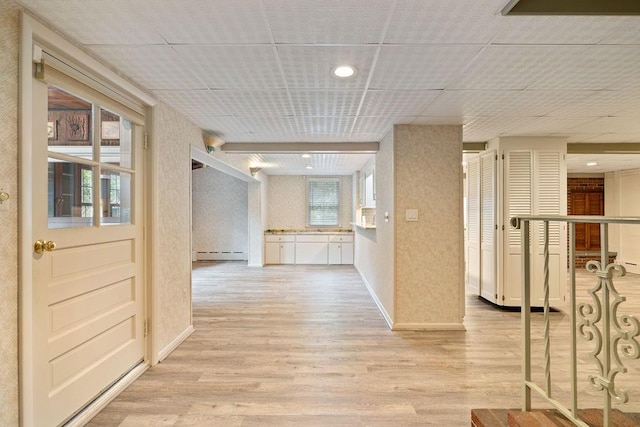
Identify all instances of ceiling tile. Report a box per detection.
[297,116,356,135]
[359,90,441,117]
[581,133,640,143]
[209,90,294,116]
[422,90,584,117]
[492,15,626,45]
[150,0,272,44]
[174,45,284,90]
[20,0,165,45]
[152,90,231,116]
[289,91,363,116]
[448,46,588,90]
[352,116,416,135]
[277,46,378,90]
[529,45,640,91]
[412,116,476,125]
[235,116,300,140]
[386,0,506,44]
[90,46,207,90]
[564,116,640,134]
[370,45,484,90]
[568,154,640,173]
[263,0,393,44]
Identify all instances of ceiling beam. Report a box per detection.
[568,143,640,154]
[462,142,487,152]
[221,142,379,154]
[502,0,640,15]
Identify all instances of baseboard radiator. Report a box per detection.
[196,250,247,261]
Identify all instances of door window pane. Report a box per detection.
[48,158,94,229]
[48,86,93,159]
[100,108,132,168]
[100,170,131,225]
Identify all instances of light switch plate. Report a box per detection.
[406,209,418,222]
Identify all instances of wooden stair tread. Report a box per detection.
[472,408,640,427]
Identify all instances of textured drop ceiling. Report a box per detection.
[17,0,640,174]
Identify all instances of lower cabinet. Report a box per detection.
[328,235,354,264]
[265,233,354,265]
[264,235,295,264]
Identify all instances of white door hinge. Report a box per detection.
[144,133,148,150]
[144,319,149,337]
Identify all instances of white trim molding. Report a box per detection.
[158,325,195,362]
[392,323,466,331]
[356,269,394,330]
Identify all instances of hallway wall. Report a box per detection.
[0,1,20,424]
[192,167,249,259]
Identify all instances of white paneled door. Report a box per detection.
[480,151,497,304]
[29,74,145,426]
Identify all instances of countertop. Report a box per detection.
[265,229,353,235]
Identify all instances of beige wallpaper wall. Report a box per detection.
[154,103,199,353]
[0,1,20,424]
[394,125,464,327]
[267,175,353,230]
[192,167,248,257]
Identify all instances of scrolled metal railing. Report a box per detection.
[510,215,640,427]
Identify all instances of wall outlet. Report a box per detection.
[406,209,418,222]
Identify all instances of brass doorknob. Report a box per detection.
[34,240,56,254]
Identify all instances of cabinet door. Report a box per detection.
[328,243,341,264]
[341,242,354,264]
[265,242,281,264]
[280,242,296,264]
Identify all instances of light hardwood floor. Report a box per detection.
[88,262,640,426]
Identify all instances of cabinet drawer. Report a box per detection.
[295,234,329,243]
[265,234,295,242]
[329,234,353,243]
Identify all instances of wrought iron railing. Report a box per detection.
[510,215,640,427]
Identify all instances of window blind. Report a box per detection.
[307,178,340,226]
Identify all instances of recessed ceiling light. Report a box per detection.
[586,162,598,166]
[332,65,357,79]
[306,166,313,170]
[301,154,311,158]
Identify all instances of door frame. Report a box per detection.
[19,12,157,426]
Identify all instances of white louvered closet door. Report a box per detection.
[504,151,532,306]
[480,152,497,303]
[466,158,480,295]
[531,151,565,305]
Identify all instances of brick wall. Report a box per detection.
[567,177,604,215]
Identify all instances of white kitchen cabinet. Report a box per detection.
[295,234,328,264]
[264,233,354,265]
[328,234,354,264]
[264,235,295,264]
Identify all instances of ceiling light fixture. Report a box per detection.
[306,166,313,170]
[586,162,598,166]
[332,65,357,79]
[301,154,311,158]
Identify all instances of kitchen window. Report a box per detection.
[307,177,340,227]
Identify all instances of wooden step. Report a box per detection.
[471,408,640,427]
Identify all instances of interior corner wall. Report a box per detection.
[192,167,248,259]
[394,125,464,328]
[607,169,640,274]
[153,102,200,354]
[354,130,395,324]
[604,171,620,252]
[0,1,20,424]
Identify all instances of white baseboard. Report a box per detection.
[66,363,149,427]
[392,322,466,331]
[158,325,195,362]
[355,267,394,330]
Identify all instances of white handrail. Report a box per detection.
[512,215,640,427]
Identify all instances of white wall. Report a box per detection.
[605,169,640,274]
[192,166,248,259]
[354,130,395,325]
[267,175,353,230]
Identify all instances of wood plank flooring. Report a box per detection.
[87,262,640,426]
